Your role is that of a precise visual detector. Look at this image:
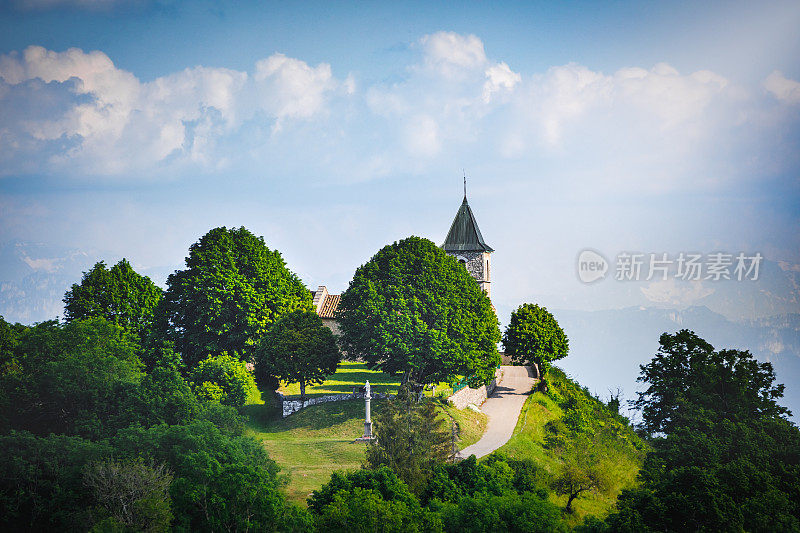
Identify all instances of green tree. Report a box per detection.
[254,309,341,401]
[315,487,441,533]
[111,420,307,532]
[0,318,144,439]
[139,367,201,425]
[83,458,173,533]
[366,388,453,493]
[604,330,800,532]
[0,431,112,531]
[188,353,256,407]
[64,259,162,338]
[551,462,606,514]
[0,316,28,432]
[439,491,565,533]
[309,467,441,533]
[159,226,313,367]
[632,329,788,436]
[0,318,204,438]
[502,303,568,376]
[339,236,500,388]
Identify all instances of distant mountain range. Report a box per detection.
[0,241,172,324]
[0,241,98,323]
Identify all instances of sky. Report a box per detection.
[1,0,799,326]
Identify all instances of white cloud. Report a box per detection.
[0,33,796,188]
[613,64,729,126]
[254,53,336,126]
[402,114,440,157]
[764,70,800,104]
[0,46,343,175]
[483,62,521,103]
[364,32,521,159]
[419,32,487,78]
[532,63,613,146]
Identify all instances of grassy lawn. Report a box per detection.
[276,361,456,399]
[243,394,488,504]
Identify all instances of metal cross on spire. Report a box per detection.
[463,170,467,200]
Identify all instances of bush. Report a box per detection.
[189,353,256,407]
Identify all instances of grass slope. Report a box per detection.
[498,366,647,525]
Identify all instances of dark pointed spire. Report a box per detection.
[442,178,493,253]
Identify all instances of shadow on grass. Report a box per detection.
[278,362,401,399]
[245,398,388,433]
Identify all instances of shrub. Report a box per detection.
[189,353,256,407]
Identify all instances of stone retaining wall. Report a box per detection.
[277,390,390,418]
[448,367,504,409]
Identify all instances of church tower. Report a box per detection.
[442,185,494,297]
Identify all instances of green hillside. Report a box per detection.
[498,366,648,525]
[245,364,645,518]
[244,396,487,503]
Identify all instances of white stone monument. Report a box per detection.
[355,380,375,441]
[363,380,373,439]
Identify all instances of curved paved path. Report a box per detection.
[458,365,536,459]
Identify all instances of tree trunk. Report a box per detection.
[565,493,577,514]
[300,381,306,404]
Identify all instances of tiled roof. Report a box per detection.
[318,294,341,318]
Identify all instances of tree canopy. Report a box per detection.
[339,236,500,387]
[502,303,568,375]
[254,309,341,400]
[632,329,789,436]
[601,329,800,532]
[0,318,144,439]
[0,315,311,532]
[159,226,313,367]
[188,353,256,407]
[63,259,162,337]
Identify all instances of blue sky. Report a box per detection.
[1,0,799,325]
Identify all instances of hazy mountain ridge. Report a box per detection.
[0,241,98,323]
[0,241,177,324]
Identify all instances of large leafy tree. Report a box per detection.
[0,431,112,531]
[502,303,568,376]
[603,330,800,532]
[632,329,789,435]
[254,309,341,400]
[0,318,202,439]
[309,468,441,533]
[159,226,313,367]
[63,259,162,338]
[339,236,500,387]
